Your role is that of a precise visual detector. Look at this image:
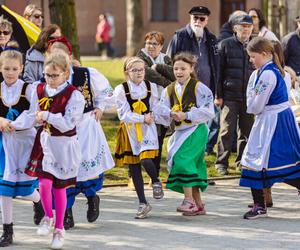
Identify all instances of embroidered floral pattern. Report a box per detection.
[80,146,105,172]
[254,80,270,95]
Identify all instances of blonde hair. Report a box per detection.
[123,57,145,72]
[247,37,285,76]
[44,52,70,73]
[0,15,12,33]
[0,41,22,67]
[23,4,42,18]
[49,42,70,55]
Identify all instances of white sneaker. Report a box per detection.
[51,228,65,249]
[37,216,53,236]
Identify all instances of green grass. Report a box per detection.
[83,59,240,185]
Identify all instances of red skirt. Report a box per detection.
[25,127,76,189]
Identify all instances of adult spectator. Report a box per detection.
[215,15,255,175]
[23,4,43,29]
[95,14,110,59]
[218,10,247,42]
[248,8,278,41]
[282,15,300,76]
[106,11,115,57]
[167,6,219,156]
[137,30,175,179]
[23,24,61,84]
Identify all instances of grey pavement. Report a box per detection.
[4,179,300,250]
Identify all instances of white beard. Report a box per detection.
[191,25,204,38]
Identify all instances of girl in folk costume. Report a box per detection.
[0,44,41,247]
[15,52,85,249]
[156,52,215,216]
[47,38,115,229]
[240,37,300,220]
[114,57,164,219]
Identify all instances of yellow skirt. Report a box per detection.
[114,123,158,166]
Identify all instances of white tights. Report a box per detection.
[0,189,40,224]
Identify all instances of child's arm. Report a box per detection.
[184,83,215,124]
[10,84,38,130]
[152,87,172,126]
[246,70,277,115]
[39,90,85,133]
[114,84,146,124]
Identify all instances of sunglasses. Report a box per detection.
[250,15,258,20]
[192,16,206,22]
[0,31,11,36]
[33,14,44,19]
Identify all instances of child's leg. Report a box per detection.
[39,177,54,218]
[192,187,204,208]
[183,187,193,200]
[0,196,13,224]
[129,164,147,204]
[251,188,265,207]
[19,189,40,203]
[53,187,67,230]
[140,158,159,183]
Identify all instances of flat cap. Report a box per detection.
[189,6,211,16]
[235,15,253,25]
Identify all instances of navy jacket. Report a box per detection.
[166,24,219,96]
[282,30,300,76]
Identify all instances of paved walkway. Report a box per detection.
[5,179,300,249]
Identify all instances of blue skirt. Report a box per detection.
[240,108,300,189]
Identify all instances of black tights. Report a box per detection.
[251,178,300,208]
[129,159,159,204]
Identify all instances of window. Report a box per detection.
[221,0,246,25]
[151,0,178,22]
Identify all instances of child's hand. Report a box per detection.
[172,111,187,122]
[0,119,15,133]
[144,113,154,124]
[93,108,103,122]
[35,111,45,124]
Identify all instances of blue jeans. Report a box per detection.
[206,105,220,153]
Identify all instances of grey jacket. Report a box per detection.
[23,47,45,84]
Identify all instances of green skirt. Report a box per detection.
[166,124,208,194]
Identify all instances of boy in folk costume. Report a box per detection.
[47,38,115,229]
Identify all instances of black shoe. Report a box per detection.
[64,208,75,230]
[0,223,13,247]
[33,200,45,225]
[243,205,267,220]
[87,195,100,223]
[208,180,216,186]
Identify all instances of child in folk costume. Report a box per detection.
[114,57,164,219]
[47,38,115,229]
[240,37,300,219]
[14,52,85,249]
[0,45,42,247]
[156,52,215,216]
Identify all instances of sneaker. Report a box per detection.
[216,167,228,176]
[135,203,152,219]
[37,216,53,236]
[64,208,75,230]
[152,182,164,199]
[243,205,267,220]
[51,228,65,249]
[176,198,196,213]
[33,200,45,225]
[183,204,206,216]
[87,195,100,223]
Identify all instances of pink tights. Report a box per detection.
[39,177,66,229]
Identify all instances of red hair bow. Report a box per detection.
[47,36,73,55]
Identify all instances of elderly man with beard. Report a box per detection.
[167,6,219,158]
[214,15,255,175]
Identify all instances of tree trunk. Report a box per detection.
[126,0,143,56]
[48,0,80,60]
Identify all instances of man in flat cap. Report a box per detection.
[214,15,255,175]
[167,6,219,156]
[282,16,300,76]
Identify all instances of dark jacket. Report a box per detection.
[136,50,175,87]
[166,24,219,95]
[218,22,234,42]
[282,30,300,76]
[217,35,254,102]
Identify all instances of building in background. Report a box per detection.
[4,0,296,56]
